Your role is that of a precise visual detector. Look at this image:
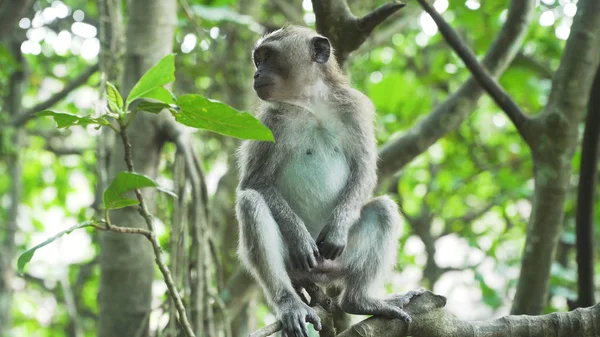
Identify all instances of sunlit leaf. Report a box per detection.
[17,221,96,274]
[126,54,176,106]
[174,94,274,141]
[106,81,124,111]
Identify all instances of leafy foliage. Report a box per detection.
[126,54,176,106]
[5,0,599,335]
[103,171,175,210]
[175,94,274,141]
[36,110,110,128]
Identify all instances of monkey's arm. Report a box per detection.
[239,141,320,271]
[317,104,378,260]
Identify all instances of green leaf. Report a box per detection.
[106,81,124,111]
[174,94,274,141]
[103,171,176,210]
[17,221,95,274]
[139,87,176,104]
[126,54,176,106]
[137,101,173,114]
[36,110,110,129]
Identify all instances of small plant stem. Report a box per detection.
[102,116,197,337]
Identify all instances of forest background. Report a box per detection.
[0,0,599,336]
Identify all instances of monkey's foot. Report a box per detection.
[340,295,413,323]
[278,299,322,337]
[384,288,427,321]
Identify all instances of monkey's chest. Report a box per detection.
[275,127,350,237]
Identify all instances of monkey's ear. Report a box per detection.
[311,36,330,64]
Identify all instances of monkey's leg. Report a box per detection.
[236,189,321,337]
[337,195,421,322]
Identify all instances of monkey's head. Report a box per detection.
[252,26,342,103]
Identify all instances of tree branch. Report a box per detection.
[377,0,535,181]
[10,64,99,127]
[356,1,405,33]
[312,0,405,65]
[337,291,599,337]
[416,0,530,140]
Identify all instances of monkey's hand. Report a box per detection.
[316,223,348,260]
[288,235,320,272]
[278,299,322,337]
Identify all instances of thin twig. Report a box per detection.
[114,120,196,337]
[179,0,208,40]
[416,0,530,138]
[11,64,100,127]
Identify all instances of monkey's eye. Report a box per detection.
[264,51,271,60]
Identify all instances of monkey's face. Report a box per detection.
[252,28,331,103]
[252,45,286,101]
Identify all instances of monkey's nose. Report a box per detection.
[253,72,260,79]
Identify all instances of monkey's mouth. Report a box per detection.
[253,83,273,90]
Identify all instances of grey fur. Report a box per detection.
[237,26,417,337]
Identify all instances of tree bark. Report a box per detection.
[337,291,600,337]
[511,0,600,315]
[575,65,600,308]
[97,0,177,336]
[0,38,26,337]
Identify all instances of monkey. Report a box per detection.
[236,25,423,337]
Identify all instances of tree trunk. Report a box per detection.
[97,0,177,336]
[575,65,599,308]
[0,38,25,337]
[511,0,600,314]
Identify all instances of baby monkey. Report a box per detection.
[236,25,422,337]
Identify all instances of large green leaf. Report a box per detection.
[103,171,176,210]
[36,110,110,129]
[174,94,274,141]
[126,54,176,106]
[17,221,95,274]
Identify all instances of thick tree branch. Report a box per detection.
[378,0,534,180]
[357,2,405,33]
[10,64,99,127]
[336,291,600,337]
[312,0,405,65]
[416,0,530,140]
